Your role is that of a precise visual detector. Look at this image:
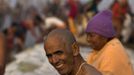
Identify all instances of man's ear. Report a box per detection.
[72,42,79,56]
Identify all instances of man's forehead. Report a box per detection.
[46,35,64,45]
[44,42,65,55]
[45,37,65,50]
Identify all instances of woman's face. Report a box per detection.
[86,32,108,50]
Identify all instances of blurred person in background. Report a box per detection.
[45,0,62,17]
[0,32,5,75]
[66,0,79,35]
[84,0,102,20]
[3,25,16,63]
[24,19,43,48]
[85,0,102,15]
[111,0,132,38]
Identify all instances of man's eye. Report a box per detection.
[55,51,63,55]
[46,54,52,58]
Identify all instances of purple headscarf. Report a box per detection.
[85,9,116,38]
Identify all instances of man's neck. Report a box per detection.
[69,55,85,75]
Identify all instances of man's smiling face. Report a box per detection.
[44,36,74,75]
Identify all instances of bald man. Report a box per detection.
[44,29,102,75]
[0,33,5,75]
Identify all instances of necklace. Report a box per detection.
[75,62,86,75]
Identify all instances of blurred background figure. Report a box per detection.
[111,0,132,38]
[84,0,102,17]
[24,19,43,48]
[0,33,5,75]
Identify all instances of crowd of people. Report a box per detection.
[0,0,134,75]
[0,0,103,63]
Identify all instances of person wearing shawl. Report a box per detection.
[85,9,134,75]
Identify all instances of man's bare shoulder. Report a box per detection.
[81,63,102,75]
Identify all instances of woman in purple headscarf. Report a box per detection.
[85,9,134,75]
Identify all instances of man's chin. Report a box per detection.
[57,68,70,75]
[58,70,67,75]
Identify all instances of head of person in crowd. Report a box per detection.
[25,19,35,30]
[85,9,116,51]
[44,29,102,75]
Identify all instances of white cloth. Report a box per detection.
[45,17,65,29]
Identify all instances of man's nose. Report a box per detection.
[51,55,59,64]
[87,37,91,42]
